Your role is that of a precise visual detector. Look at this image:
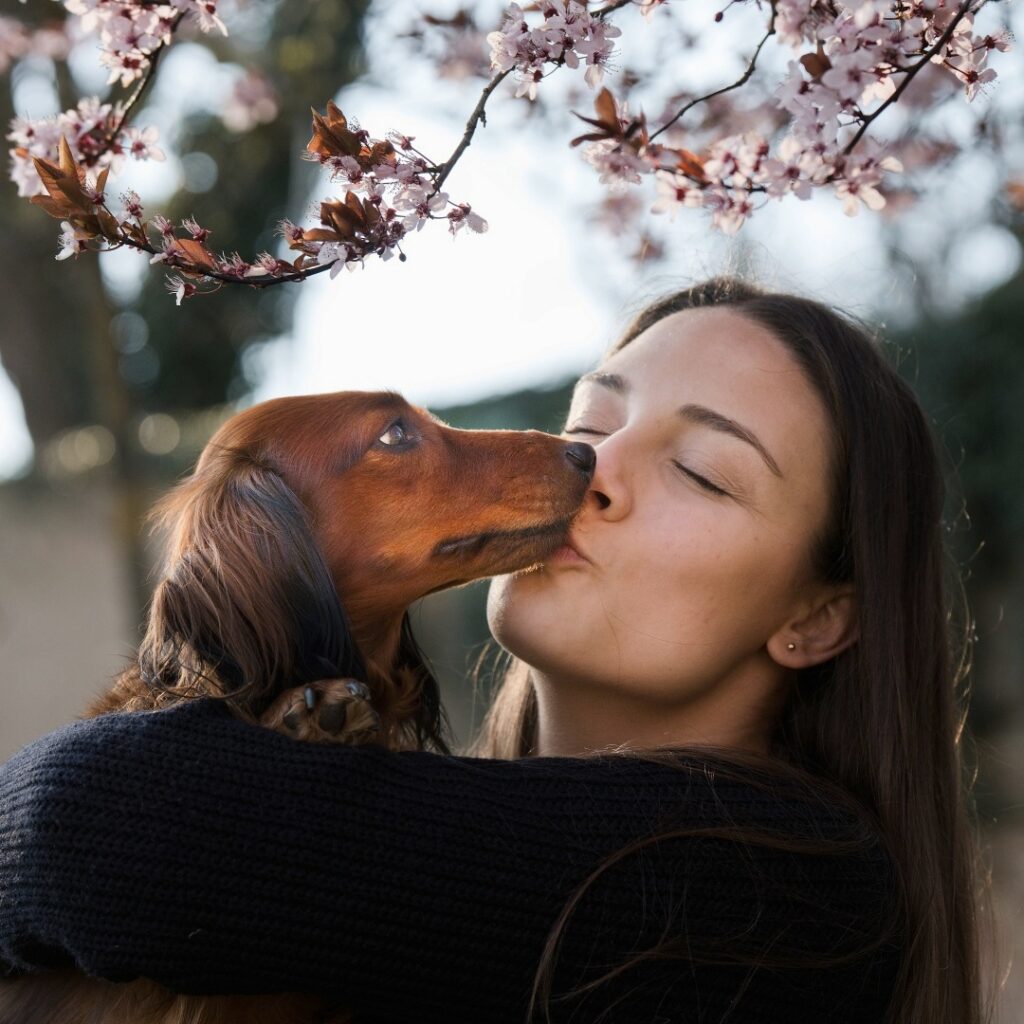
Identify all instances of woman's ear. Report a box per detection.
[767,586,858,669]
[139,453,364,716]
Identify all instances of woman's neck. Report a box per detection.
[530,666,783,758]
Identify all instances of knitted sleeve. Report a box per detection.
[0,697,900,1024]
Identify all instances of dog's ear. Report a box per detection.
[139,451,365,717]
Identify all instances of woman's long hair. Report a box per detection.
[468,277,996,1023]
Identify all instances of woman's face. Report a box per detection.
[487,306,839,711]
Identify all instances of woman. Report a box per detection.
[0,277,991,1023]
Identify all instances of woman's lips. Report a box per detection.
[546,536,590,564]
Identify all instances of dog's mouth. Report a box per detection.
[432,518,572,560]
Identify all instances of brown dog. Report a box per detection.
[0,390,595,1024]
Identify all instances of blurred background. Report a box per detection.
[1,0,1021,1017]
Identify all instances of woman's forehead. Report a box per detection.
[586,307,832,483]
[604,307,796,377]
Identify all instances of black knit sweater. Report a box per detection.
[0,697,901,1023]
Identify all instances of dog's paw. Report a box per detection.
[260,679,382,744]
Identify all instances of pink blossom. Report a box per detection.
[124,125,165,162]
[393,185,448,231]
[164,274,197,305]
[446,202,488,235]
[182,217,211,243]
[488,1,620,100]
[638,0,670,22]
[821,48,880,105]
[221,71,279,133]
[709,192,755,235]
[55,221,90,261]
[275,219,305,245]
[760,137,813,200]
[218,252,252,277]
[0,16,29,74]
[650,172,704,220]
[582,140,648,188]
[152,215,176,239]
[118,190,144,222]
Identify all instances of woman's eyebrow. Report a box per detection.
[577,371,627,393]
[576,370,783,479]
[679,404,784,479]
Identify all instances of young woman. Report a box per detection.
[0,277,992,1023]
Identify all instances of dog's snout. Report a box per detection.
[565,441,596,477]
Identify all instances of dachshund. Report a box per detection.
[0,389,596,1024]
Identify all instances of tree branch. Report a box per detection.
[839,0,978,160]
[649,17,776,144]
[107,12,187,141]
[431,67,513,194]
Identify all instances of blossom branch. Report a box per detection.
[106,10,187,143]
[8,0,1015,295]
[839,0,980,159]
[648,16,777,143]
[431,67,514,194]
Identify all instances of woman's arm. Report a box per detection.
[0,697,898,1023]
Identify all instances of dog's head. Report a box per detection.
[138,391,594,750]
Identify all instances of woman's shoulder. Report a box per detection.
[0,697,899,1018]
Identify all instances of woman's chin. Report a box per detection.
[487,570,575,651]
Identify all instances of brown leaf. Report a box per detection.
[364,139,397,170]
[307,101,363,160]
[298,228,342,243]
[569,87,648,151]
[121,222,149,246]
[593,87,618,129]
[28,137,106,224]
[669,147,708,183]
[96,208,121,240]
[172,237,218,272]
[57,135,77,178]
[321,198,364,240]
[800,43,831,81]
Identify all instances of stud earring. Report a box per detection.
[786,642,796,651]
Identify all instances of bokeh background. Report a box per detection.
[1,0,1022,1018]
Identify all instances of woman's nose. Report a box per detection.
[585,436,631,519]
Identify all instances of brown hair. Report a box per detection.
[468,277,996,1023]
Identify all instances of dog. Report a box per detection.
[0,389,596,1024]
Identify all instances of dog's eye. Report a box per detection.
[378,421,409,446]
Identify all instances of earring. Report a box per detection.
[786,642,796,650]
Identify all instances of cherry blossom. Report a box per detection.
[446,202,488,235]
[650,172,705,220]
[4,0,1013,298]
[124,125,165,162]
[487,1,622,101]
[221,71,280,133]
[55,220,90,260]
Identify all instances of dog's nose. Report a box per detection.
[565,441,596,477]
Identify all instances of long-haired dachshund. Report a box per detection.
[0,389,595,1024]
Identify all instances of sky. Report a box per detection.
[1,0,1020,479]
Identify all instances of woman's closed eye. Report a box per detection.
[563,425,607,437]
[671,460,729,497]
[563,425,729,497]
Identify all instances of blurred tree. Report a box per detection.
[1,0,370,618]
[892,233,1024,744]
[2,0,370,434]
